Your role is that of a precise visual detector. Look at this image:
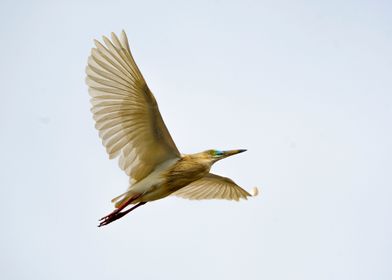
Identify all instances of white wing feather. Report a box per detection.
[173,173,254,201]
[86,31,180,182]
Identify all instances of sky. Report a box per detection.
[0,0,391,279]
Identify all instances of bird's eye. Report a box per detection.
[214,150,224,156]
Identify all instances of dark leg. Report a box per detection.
[98,202,147,227]
[98,194,142,223]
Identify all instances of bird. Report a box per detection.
[85,31,258,227]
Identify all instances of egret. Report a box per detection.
[86,31,258,227]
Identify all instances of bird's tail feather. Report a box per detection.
[111,191,128,204]
[112,191,141,209]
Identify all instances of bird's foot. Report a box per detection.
[98,209,121,227]
[98,202,147,227]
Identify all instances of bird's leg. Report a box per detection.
[98,194,141,223]
[98,202,147,227]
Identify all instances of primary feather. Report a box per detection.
[86,31,181,182]
[172,173,252,201]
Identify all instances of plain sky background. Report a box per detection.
[0,0,391,279]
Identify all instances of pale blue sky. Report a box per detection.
[1,0,391,279]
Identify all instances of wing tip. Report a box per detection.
[251,187,259,197]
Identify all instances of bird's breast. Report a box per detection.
[164,159,211,192]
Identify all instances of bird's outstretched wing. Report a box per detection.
[86,31,180,182]
[173,173,253,201]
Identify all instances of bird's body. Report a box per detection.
[147,154,211,200]
[86,31,257,226]
[113,150,247,207]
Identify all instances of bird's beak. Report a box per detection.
[222,149,247,158]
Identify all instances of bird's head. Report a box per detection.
[204,149,247,163]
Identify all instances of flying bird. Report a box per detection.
[86,31,258,227]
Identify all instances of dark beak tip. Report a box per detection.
[222,149,247,157]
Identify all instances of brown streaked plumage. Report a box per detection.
[85,31,258,227]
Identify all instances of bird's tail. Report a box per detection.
[111,190,141,209]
